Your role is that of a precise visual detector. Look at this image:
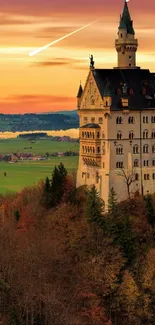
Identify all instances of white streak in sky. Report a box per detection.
[29,19,101,56]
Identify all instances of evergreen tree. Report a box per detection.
[145,194,155,227]
[108,187,117,214]
[44,176,50,192]
[86,185,105,227]
[14,210,20,222]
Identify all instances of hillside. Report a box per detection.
[0,164,155,324]
[0,112,79,132]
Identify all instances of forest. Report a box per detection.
[0,113,79,132]
[0,163,155,325]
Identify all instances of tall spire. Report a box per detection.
[119,0,135,35]
[115,0,139,69]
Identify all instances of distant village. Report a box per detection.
[0,134,79,162]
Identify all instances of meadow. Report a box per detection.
[0,138,79,155]
[0,139,79,194]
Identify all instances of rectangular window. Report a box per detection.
[143,116,149,123]
[103,162,105,168]
[153,160,155,166]
[84,117,88,123]
[99,117,103,124]
[87,173,89,179]
[91,117,95,123]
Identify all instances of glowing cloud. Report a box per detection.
[29,19,101,56]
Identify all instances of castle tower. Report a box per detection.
[115,0,138,69]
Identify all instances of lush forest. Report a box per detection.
[0,164,155,324]
[0,112,79,132]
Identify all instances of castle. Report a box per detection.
[76,0,155,210]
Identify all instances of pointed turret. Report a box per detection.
[77,84,83,98]
[115,0,139,69]
[77,83,83,109]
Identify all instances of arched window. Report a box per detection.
[143,129,148,139]
[129,131,134,139]
[144,174,150,180]
[97,132,100,139]
[152,144,155,153]
[128,116,135,124]
[116,117,122,124]
[117,88,121,95]
[134,159,139,167]
[153,173,155,180]
[135,173,139,181]
[151,116,155,123]
[116,145,123,155]
[143,144,149,153]
[152,132,155,139]
[117,131,122,140]
[116,161,123,168]
[133,145,139,154]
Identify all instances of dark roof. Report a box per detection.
[119,2,135,35]
[93,68,155,110]
[80,123,100,129]
[103,80,113,97]
[77,84,83,98]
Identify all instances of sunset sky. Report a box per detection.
[1,0,155,113]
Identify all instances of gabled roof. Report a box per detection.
[92,68,155,110]
[77,84,83,98]
[119,1,135,35]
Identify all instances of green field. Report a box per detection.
[0,157,78,194]
[0,139,79,194]
[0,138,79,155]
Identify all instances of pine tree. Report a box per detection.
[145,194,155,227]
[86,185,105,227]
[108,187,117,214]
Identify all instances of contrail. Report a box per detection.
[29,18,101,56]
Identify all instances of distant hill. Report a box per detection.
[42,110,78,117]
[0,113,79,132]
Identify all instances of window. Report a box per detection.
[151,116,155,123]
[133,145,139,154]
[82,172,86,178]
[153,173,155,180]
[153,159,155,166]
[96,172,99,183]
[102,132,105,139]
[144,160,149,167]
[116,145,123,155]
[117,88,121,95]
[84,117,88,123]
[87,173,90,179]
[135,173,139,181]
[143,130,148,139]
[116,116,122,124]
[117,131,122,140]
[103,162,105,168]
[116,161,123,168]
[129,89,134,95]
[91,117,95,123]
[143,145,149,153]
[97,147,100,154]
[97,132,100,139]
[129,131,134,139]
[152,144,155,153]
[143,116,148,123]
[144,174,150,180]
[152,132,155,139]
[128,116,135,124]
[99,117,103,124]
[134,159,139,167]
